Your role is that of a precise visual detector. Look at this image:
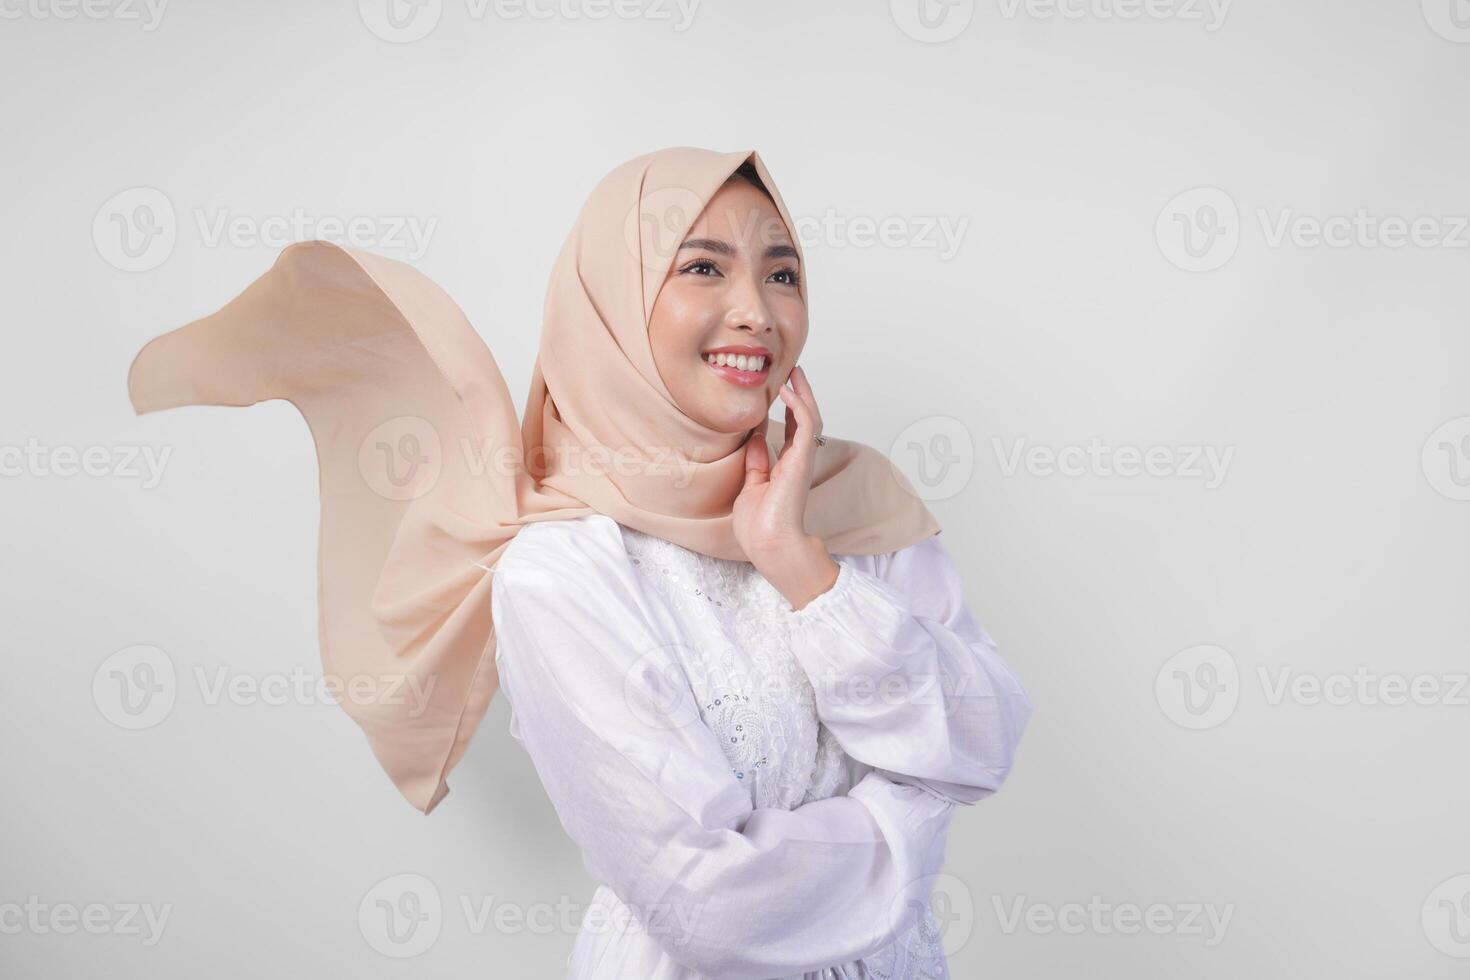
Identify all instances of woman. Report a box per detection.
[127,147,1034,978]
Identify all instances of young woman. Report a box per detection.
[128,147,1034,978]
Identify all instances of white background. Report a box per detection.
[3,0,1469,976]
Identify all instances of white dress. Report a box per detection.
[491,513,1033,979]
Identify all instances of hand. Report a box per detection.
[732,365,840,609]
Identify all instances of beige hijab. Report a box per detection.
[127,147,940,814]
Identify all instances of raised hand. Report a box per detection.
[732,366,840,610]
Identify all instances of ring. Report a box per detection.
[813,434,827,447]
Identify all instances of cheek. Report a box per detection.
[778,302,810,352]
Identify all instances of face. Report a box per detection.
[648,178,808,434]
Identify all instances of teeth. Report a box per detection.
[704,352,767,372]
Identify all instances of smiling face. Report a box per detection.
[648,176,808,435]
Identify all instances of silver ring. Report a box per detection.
[813,434,827,447]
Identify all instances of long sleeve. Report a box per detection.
[785,534,1034,806]
[490,523,957,980]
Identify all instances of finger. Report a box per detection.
[791,366,822,433]
[744,430,770,486]
[780,395,797,461]
[775,386,817,477]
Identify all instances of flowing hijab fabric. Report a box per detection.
[127,147,941,814]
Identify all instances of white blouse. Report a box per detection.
[491,513,1033,979]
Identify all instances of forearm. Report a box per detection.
[784,542,1034,804]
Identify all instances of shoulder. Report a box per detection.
[495,513,629,591]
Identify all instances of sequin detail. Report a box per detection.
[616,524,950,979]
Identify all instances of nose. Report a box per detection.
[723,271,775,335]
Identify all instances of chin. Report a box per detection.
[705,402,768,434]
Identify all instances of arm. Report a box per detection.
[491,526,955,980]
[785,533,1034,806]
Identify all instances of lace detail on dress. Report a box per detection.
[618,524,848,811]
[616,523,949,980]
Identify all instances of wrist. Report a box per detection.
[752,534,839,611]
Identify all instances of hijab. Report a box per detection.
[126,147,941,814]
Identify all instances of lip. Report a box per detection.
[701,346,773,388]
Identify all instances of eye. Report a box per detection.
[680,259,721,277]
[769,266,802,287]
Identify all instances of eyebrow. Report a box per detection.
[679,237,800,261]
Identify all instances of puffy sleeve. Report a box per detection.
[786,534,1034,806]
[491,522,956,980]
